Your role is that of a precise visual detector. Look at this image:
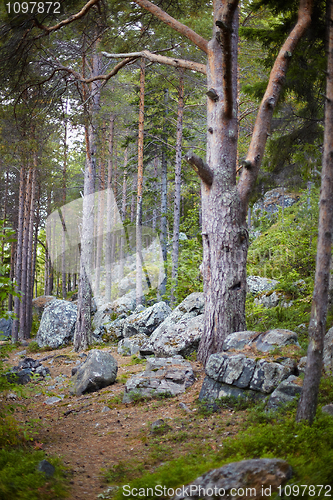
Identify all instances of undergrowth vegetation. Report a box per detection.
[0,345,69,500]
[106,377,333,500]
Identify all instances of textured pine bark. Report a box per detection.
[125,0,314,365]
[197,4,247,364]
[171,69,184,306]
[74,48,101,351]
[296,0,333,424]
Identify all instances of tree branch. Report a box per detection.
[215,0,240,118]
[132,0,208,54]
[34,0,100,35]
[51,57,138,83]
[185,151,214,186]
[237,0,313,216]
[102,50,206,74]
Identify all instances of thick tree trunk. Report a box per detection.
[136,58,145,306]
[74,49,101,351]
[171,69,184,306]
[197,5,247,364]
[129,0,313,364]
[296,0,333,424]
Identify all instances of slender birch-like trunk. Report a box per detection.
[19,166,33,340]
[105,115,115,302]
[159,88,168,297]
[296,0,333,424]
[136,58,145,306]
[12,165,26,342]
[170,69,184,306]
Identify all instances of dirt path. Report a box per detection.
[3,344,208,500]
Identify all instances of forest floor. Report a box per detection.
[1,342,246,500]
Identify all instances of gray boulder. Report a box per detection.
[93,290,137,332]
[32,295,56,319]
[222,331,259,351]
[267,375,303,410]
[254,291,292,309]
[324,327,333,373]
[123,302,171,338]
[200,328,301,407]
[123,356,195,403]
[253,188,299,215]
[5,357,50,384]
[111,290,137,315]
[36,300,77,348]
[247,276,279,295]
[322,404,333,417]
[255,329,299,352]
[70,349,117,396]
[141,314,204,358]
[118,333,149,356]
[140,292,204,357]
[203,352,293,396]
[222,329,299,353]
[173,458,292,500]
[0,317,13,339]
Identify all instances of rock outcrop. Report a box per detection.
[140,292,204,357]
[199,329,302,408]
[123,356,195,403]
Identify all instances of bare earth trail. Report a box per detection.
[4,344,235,500]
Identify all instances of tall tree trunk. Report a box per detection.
[25,166,37,338]
[105,115,115,302]
[132,0,313,365]
[159,88,168,297]
[152,156,158,233]
[170,69,184,306]
[136,58,145,306]
[62,100,68,299]
[197,5,245,364]
[121,147,128,222]
[12,165,26,341]
[296,0,333,424]
[74,49,102,351]
[130,176,136,223]
[95,127,106,300]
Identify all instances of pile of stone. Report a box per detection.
[5,357,50,385]
[123,356,195,403]
[199,329,303,409]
